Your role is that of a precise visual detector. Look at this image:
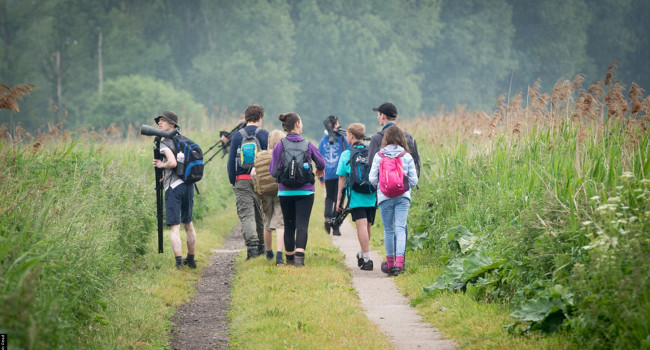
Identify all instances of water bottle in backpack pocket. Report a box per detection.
[275,138,314,188]
[236,128,262,171]
[377,151,409,197]
[171,134,204,183]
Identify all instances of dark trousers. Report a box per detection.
[279,194,314,252]
[324,179,339,220]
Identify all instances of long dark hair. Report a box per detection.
[278,112,300,132]
[381,125,410,152]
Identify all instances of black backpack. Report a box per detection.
[347,144,376,194]
[165,134,204,184]
[275,138,314,188]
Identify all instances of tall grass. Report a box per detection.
[0,122,235,349]
[404,63,650,349]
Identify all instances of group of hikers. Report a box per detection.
[153,102,420,275]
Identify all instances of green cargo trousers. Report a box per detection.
[233,179,264,247]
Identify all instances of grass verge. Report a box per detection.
[227,186,393,349]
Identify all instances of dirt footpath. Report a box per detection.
[169,226,243,350]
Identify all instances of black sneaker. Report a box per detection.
[324,221,331,234]
[356,252,364,267]
[276,257,284,265]
[332,226,341,236]
[175,258,183,269]
[286,256,295,266]
[360,259,374,270]
[183,257,197,269]
[265,250,274,260]
[391,266,403,276]
[294,255,305,267]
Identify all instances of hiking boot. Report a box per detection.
[391,266,403,276]
[381,261,391,274]
[183,257,197,269]
[356,252,364,267]
[286,257,295,266]
[294,255,305,267]
[246,246,260,260]
[324,221,331,234]
[265,250,274,260]
[360,259,374,271]
[332,226,341,236]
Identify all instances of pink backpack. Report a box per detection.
[377,151,409,197]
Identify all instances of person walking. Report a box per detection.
[253,130,287,265]
[335,123,376,271]
[269,113,325,267]
[318,115,350,236]
[369,125,418,276]
[152,110,197,269]
[227,104,269,259]
[367,102,421,177]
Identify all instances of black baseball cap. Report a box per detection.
[372,102,397,118]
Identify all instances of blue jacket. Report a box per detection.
[227,125,269,185]
[318,130,350,181]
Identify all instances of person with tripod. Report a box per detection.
[152,110,197,269]
[318,115,350,236]
[227,104,269,259]
[336,123,377,270]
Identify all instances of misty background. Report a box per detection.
[1,0,649,139]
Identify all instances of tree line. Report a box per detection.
[1,0,648,138]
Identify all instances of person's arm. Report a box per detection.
[154,147,178,169]
[269,142,283,178]
[335,150,349,210]
[369,154,380,187]
[405,154,418,188]
[336,176,347,211]
[309,142,326,178]
[367,133,381,167]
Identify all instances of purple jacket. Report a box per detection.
[269,133,326,192]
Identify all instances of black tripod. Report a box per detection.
[141,125,179,253]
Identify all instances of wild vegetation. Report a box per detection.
[0,119,237,348]
[402,63,649,349]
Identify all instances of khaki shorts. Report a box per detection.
[260,193,284,231]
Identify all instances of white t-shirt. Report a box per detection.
[160,140,184,190]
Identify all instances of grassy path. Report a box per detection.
[226,187,393,349]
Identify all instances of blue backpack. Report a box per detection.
[236,128,261,171]
[166,134,204,183]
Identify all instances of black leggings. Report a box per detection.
[279,194,315,252]
[324,179,339,219]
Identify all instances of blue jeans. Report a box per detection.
[379,196,411,257]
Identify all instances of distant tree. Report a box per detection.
[292,0,425,137]
[508,0,594,90]
[421,0,517,111]
[187,0,297,121]
[85,75,204,128]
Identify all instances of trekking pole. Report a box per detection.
[141,124,179,253]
